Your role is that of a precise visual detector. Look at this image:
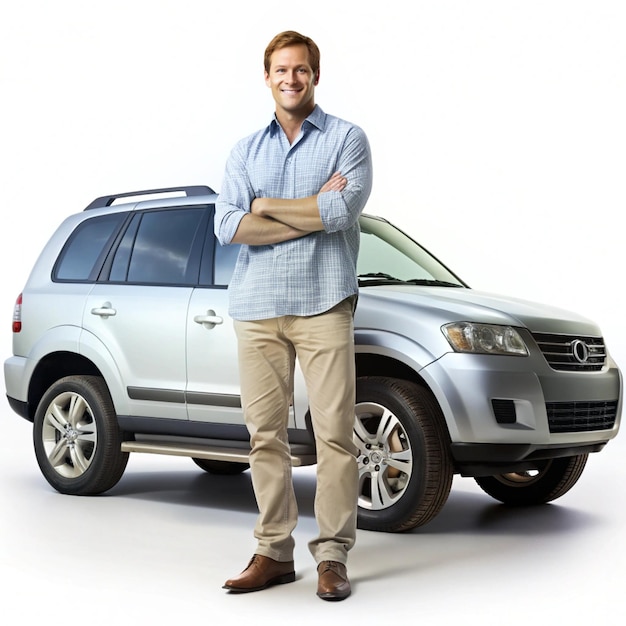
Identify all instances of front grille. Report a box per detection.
[532,332,606,371]
[546,400,618,433]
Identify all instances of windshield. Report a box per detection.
[358,215,467,288]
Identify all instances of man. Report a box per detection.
[214,30,372,601]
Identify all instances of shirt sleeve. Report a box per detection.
[214,141,254,246]
[317,125,373,233]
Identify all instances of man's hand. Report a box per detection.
[319,171,347,193]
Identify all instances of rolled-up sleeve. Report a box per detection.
[318,126,373,233]
[214,142,254,245]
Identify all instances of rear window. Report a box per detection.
[54,213,126,281]
[109,207,207,285]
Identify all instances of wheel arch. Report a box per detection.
[26,331,128,423]
[27,351,104,422]
[354,329,436,391]
[21,325,125,422]
[354,331,454,443]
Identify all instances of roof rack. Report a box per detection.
[84,185,216,211]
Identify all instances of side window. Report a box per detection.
[54,213,127,281]
[214,242,241,286]
[109,208,207,285]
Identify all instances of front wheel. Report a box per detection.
[354,377,453,532]
[474,454,588,506]
[33,375,129,495]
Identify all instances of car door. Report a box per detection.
[184,225,244,424]
[185,285,242,424]
[184,223,301,427]
[82,206,207,420]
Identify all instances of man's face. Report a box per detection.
[265,44,318,118]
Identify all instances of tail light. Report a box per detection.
[12,293,22,333]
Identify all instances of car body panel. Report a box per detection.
[82,284,192,420]
[185,287,250,425]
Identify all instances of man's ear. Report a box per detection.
[264,70,271,87]
[314,70,320,86]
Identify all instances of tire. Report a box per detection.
[474,454,588,506]
[192,458,249,475]
[354,376,453,532]
[33,375,129,495]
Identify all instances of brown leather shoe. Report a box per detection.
[317,561,351,600]
[223,555,295,593]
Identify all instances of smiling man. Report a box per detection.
[215,31,373,600]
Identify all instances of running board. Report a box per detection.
[121,440,317,467]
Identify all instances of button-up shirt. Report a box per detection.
[215,105,373,321]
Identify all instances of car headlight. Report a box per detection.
[442,322,528,356]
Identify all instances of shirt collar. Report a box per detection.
[269,104,326,135]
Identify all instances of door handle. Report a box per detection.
[91,302,117,317]
[193,310,224,329]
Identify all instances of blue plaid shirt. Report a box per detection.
[215,105,373,321]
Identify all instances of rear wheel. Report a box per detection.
[354,376,453,532]
[474,454,588,505]
[33,375,128,495]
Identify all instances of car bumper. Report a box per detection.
[421,351,622,447]
[4,356,33,421]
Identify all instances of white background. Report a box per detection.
[1,1,624,624]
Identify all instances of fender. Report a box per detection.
[353,327,459,438]
[78,328,129,414]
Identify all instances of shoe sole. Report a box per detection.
[223,571,296,593]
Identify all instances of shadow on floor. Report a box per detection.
[107,463,599,537]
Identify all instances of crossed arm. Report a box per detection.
[231,172,347,245]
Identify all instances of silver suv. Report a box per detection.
[4,186,622,532]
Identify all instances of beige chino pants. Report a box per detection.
[234,297,358,565]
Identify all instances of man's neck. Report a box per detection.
[276,104,315,144]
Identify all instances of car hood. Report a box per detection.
[357,285,602,336]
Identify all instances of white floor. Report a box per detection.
[2,401,624,626]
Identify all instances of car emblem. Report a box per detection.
[571,339,589,363]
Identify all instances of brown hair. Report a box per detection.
[264,30,321,76]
